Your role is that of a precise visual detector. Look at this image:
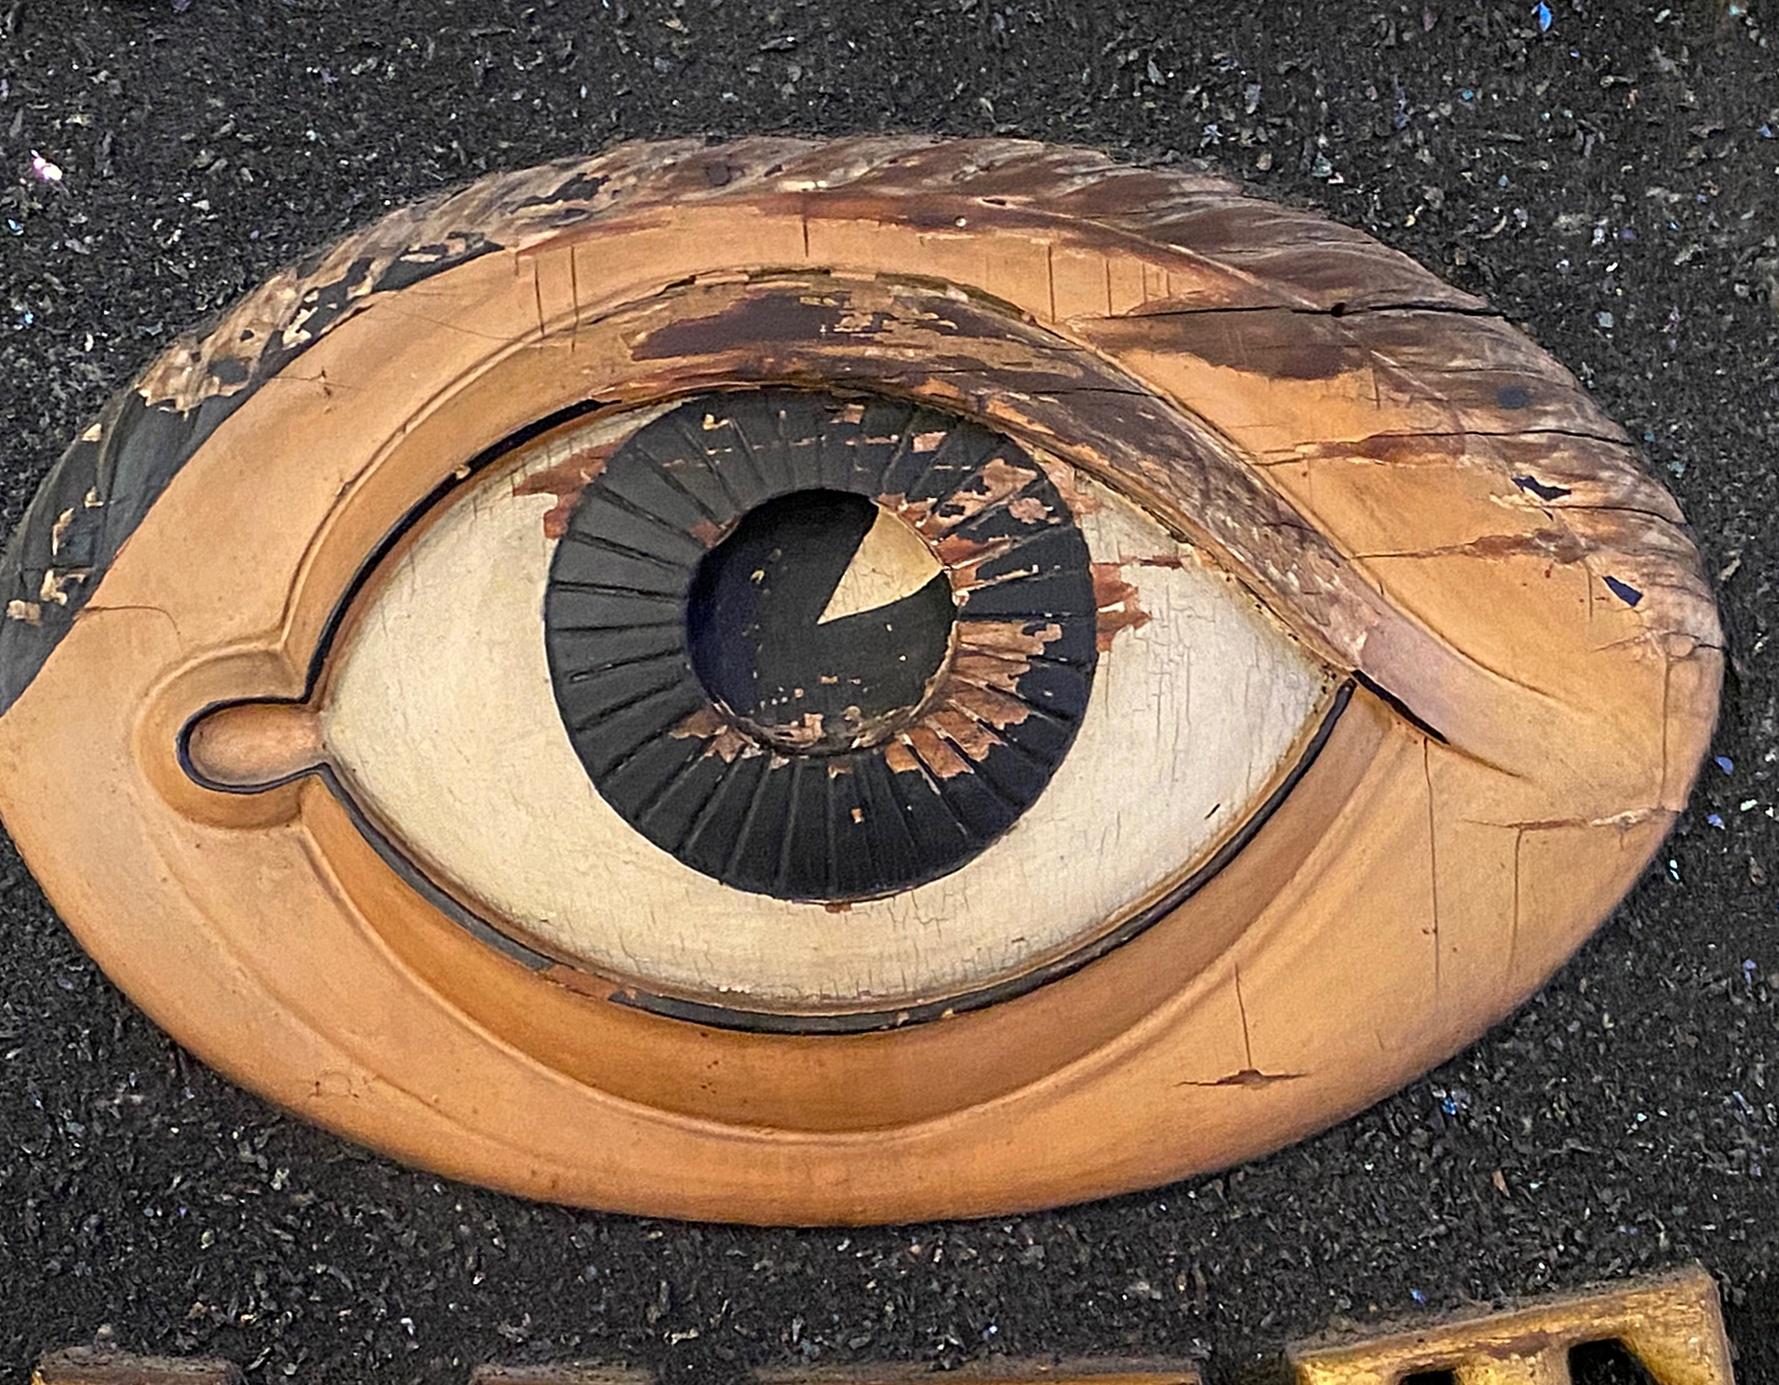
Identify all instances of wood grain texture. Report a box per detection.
[0,138,1721,1223]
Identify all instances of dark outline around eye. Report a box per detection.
[177,389,1354,1036]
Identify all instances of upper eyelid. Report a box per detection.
[519,275,1520,764]
[621,273,1714,796]
[1,153,1707,763]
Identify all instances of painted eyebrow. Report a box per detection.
[595,271,1554,768]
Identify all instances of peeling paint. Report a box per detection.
[513,441,621,540]
[882,737,921,775]
[49,508,75,557]
[925,705,1004,763]
[667,704,759,764]
[1178,1068,1307,1088]
[901,724,971,779]
[1093,561,1150,651]
[38,568,87,606]
[925,457,1040,534]
[944,682,1033,734]
[688,518,730,549]
[1034,456,1102,515]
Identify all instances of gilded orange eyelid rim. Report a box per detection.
[0,136,1720,1224]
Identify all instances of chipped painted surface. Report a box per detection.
[1092,562,1151,652]
[512,442,620,540]
[0,135,1718,736]
[321,433,1332,1012]
[541,391,1097,904]
[667,704,758,764]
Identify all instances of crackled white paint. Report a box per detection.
[323,442,1335,1012]
[818,507,941,625]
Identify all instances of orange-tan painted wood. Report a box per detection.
[0,139,1720,1223]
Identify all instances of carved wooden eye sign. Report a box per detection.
[0,137,1721,1223]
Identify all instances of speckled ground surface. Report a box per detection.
[1,2,1776,1382]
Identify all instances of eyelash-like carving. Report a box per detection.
[0,137,1720,1225]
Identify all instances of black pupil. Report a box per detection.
[685,490,953,754]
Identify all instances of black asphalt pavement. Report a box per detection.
[1,2,1776,1381]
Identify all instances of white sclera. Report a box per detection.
[323,420,1336,1013]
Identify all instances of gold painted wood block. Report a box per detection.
[468,1367,653,1385]
[1288,1265,1734,1385]
[756,1364,1198,1385]
[31,1350,241,1385]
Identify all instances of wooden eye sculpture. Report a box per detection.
[0,138,1721,1224]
